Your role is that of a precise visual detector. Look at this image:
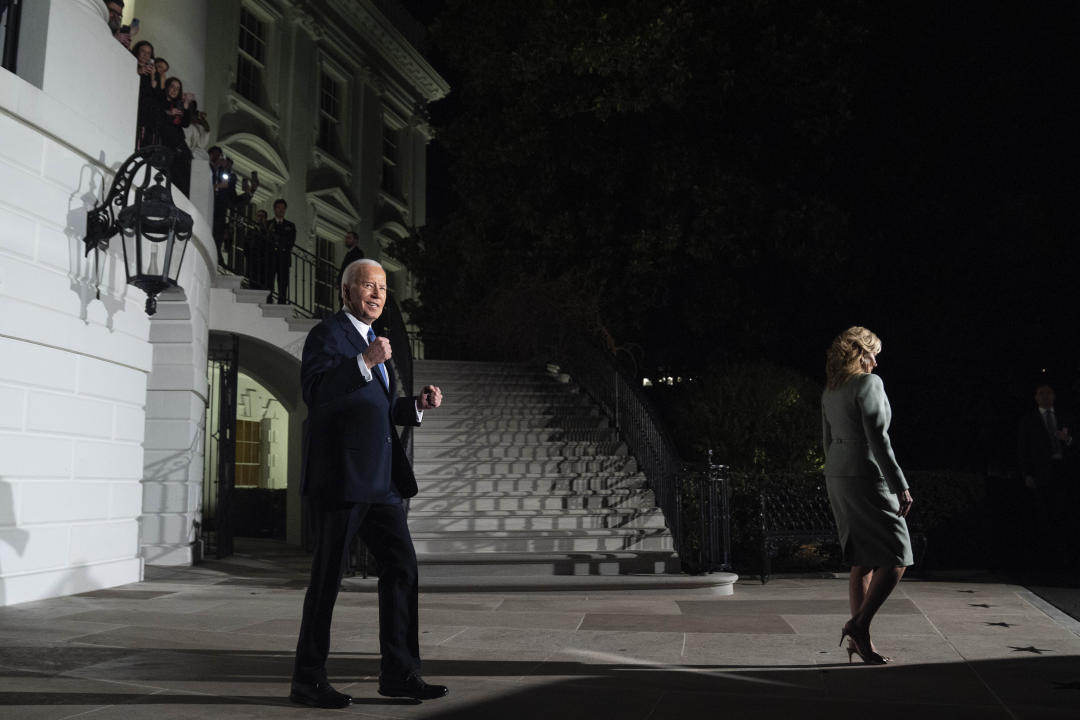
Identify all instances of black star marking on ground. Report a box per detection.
[958,589,976,593]
[1052,681,1080,691]
[985,622,1013,628]
[969,603,993,608]
[1010,646,1050,654]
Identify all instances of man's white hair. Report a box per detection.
[342,258,384,289]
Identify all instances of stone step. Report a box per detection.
[432,405,600,419]
[414,457,638,475]
[410,358,675,574]
[234,288,268,304]
[435,393,590,407]
[415,551,682,577]
[215,275,245,290]
[408,509,667,531]
[413,442,627,460]
[410,491,655,512]
[287,318,320,334]
[258,303,296,319]
[414,359,534,371]
[419,416,610,430]
[414,368,551,378]
[416,475,647,494]
[414,428,620,444]
[414,374,563,386]
[410,528,675,554]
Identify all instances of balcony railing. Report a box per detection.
[216,211,416,462]
[218,212,338,319]
[558,339,731,573]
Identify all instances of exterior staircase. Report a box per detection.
[208,274,318,358]
[405,359,735,592]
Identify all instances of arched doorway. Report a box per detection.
[202,332,305,558]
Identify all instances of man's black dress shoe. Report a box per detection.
[289,680,352,708]
[378,673,449,700]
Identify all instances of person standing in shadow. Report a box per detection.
[1018,382,1076,573]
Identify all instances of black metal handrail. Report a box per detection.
[216,211,416,460]
[217,212,338,319]
[558,339,731,573]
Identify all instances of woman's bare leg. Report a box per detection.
[849,566,872,616]
[852,566,905,630]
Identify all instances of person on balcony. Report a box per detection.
[267,198,296,304]
[153,77,194,197]
[822,326,914,665]
[290,259,447,708]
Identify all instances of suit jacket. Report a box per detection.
[1018,408,1075,482]
[300,310,420,503]
[822,372,908,493]
[337,246,365,289]
[268,218,296,252]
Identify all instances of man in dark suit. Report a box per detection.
[337,231,365,300]
[1017,382,1076,570]
[267,198,296,304]
[290,259,447,709]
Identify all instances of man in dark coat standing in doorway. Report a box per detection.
[289,259,448,709]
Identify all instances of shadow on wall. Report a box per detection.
[141,425,205,548]
[0,478,31,606]
[65,154,127,328]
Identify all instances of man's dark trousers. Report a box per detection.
[293,498,419,683]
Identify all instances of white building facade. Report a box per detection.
[0,0,447,606]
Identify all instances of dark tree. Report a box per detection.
[397,0,1080,470]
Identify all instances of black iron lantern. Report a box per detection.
[85,146,194,315]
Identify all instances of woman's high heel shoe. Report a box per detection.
[840,621,888,665]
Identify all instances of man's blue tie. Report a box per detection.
[366,327,389,389]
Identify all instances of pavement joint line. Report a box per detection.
[563,648,802,686]
[917,601,1020,720]
[438,627,470,645]
[1015,588,1080,638]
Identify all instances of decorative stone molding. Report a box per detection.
[327,0,450,102]
[311,147,352,181]
[225,90,282,134]
[376,189,410,220]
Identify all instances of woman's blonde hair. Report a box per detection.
[825,326,881,390]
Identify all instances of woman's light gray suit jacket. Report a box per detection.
[821,372,908,494]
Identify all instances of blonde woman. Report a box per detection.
[823,326,914,664]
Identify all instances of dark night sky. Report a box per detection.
[403,1,1080,471]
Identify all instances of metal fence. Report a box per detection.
[217,214,338,319]
[558,339,731,573]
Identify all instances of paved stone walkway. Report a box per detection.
[1,544,1079,719]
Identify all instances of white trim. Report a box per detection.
[306,187,362,230]
[326,0,450,103]
[217,132,290,184]
[224,90,281,132]
[242,0,283,23]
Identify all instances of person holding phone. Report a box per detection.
[131,40,157,147]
